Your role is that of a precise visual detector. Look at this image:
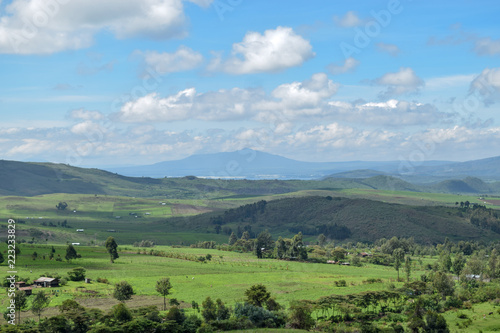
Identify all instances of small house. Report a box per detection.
[18,286,33,296]
[33,277,59,288]
[15,281,27,288]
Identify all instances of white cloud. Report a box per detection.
[470,67,500,104]
[376,42,400,56]
[70,109,104,121]
[208,26,314,74]
[474,37,500,56]
[141,46,203,74]
[7,139,55,155]
[374,67,424,98]
[270,72,338,109]
[327,57,360,75]
[71,121,104,136]
[425,74,476,90]
[333,11,363,27]
[119,89,195,122]
[0,0,205,54]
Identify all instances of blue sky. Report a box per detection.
[1,0,500,167]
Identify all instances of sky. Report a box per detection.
[1,0,500,168]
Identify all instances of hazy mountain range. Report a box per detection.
[105,148,500,182]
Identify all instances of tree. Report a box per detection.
[215,298,230,321]
[56,201,68,210]
[65,244,78,261]
[0,252,3,265]
[32,251,38,260]
[254,230,273,258]
[67,267,86,281]
[228,232,237,245]
[14,290,28,325]
[112,303,132,322]
[317,234,327,247]
[31,290,51,322]
[287,301,315,330]
[452,253,466,280]
[331,247,346,261]
[59,299,89,333]
[156,277,173,311]
[432,272,455,298]
[201,296,217,322]
[105,236,119,263]
[405,256,412,282]
[113,281,134,302]
[275,236,287,259]
[244,284,271,308]
[393,248,405,281]
[487,249,499,279]
[241,231,250,241]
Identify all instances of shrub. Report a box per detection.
[334,280,347,287]
[67,267,86,281]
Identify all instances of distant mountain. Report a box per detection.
[412,155,500,180]
[106,149,449,179]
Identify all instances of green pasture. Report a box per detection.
[0,244,415,317]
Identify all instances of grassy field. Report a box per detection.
[0,243,417,323]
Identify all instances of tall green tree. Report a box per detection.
[405,256,412,282]
[254,230,273,259]
[65,244,78,261]
[105,236,119,263]
[14,290,28,325]
[113,281,134,302]
[452,253,466,280]
[244,284,271,308]
[393,248,405,281]
[274,236,287,259]
[31,290,51,322]
[156,277,173,311]
[201,296,217,322]
[317,234,327,247]
[228,232,237,246]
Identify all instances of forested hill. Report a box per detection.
[163,196,500,244]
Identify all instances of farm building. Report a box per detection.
[76,229,84,232]
[33,277,59,288]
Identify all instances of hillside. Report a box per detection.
[159,196,499,244]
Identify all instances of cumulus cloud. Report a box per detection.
[326,99,452,126]
[327,57,360,75]
[333,11,363,27]
[70,109,104,121]
[116,72,338,123]
[140,46,203,74]
[7,139,55,155]
[0,0,204,54]
[208,26,314,74]
[119,88,195,122]
[373,67,424,98]
[469,67,500,104]
[376,42,400,56]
